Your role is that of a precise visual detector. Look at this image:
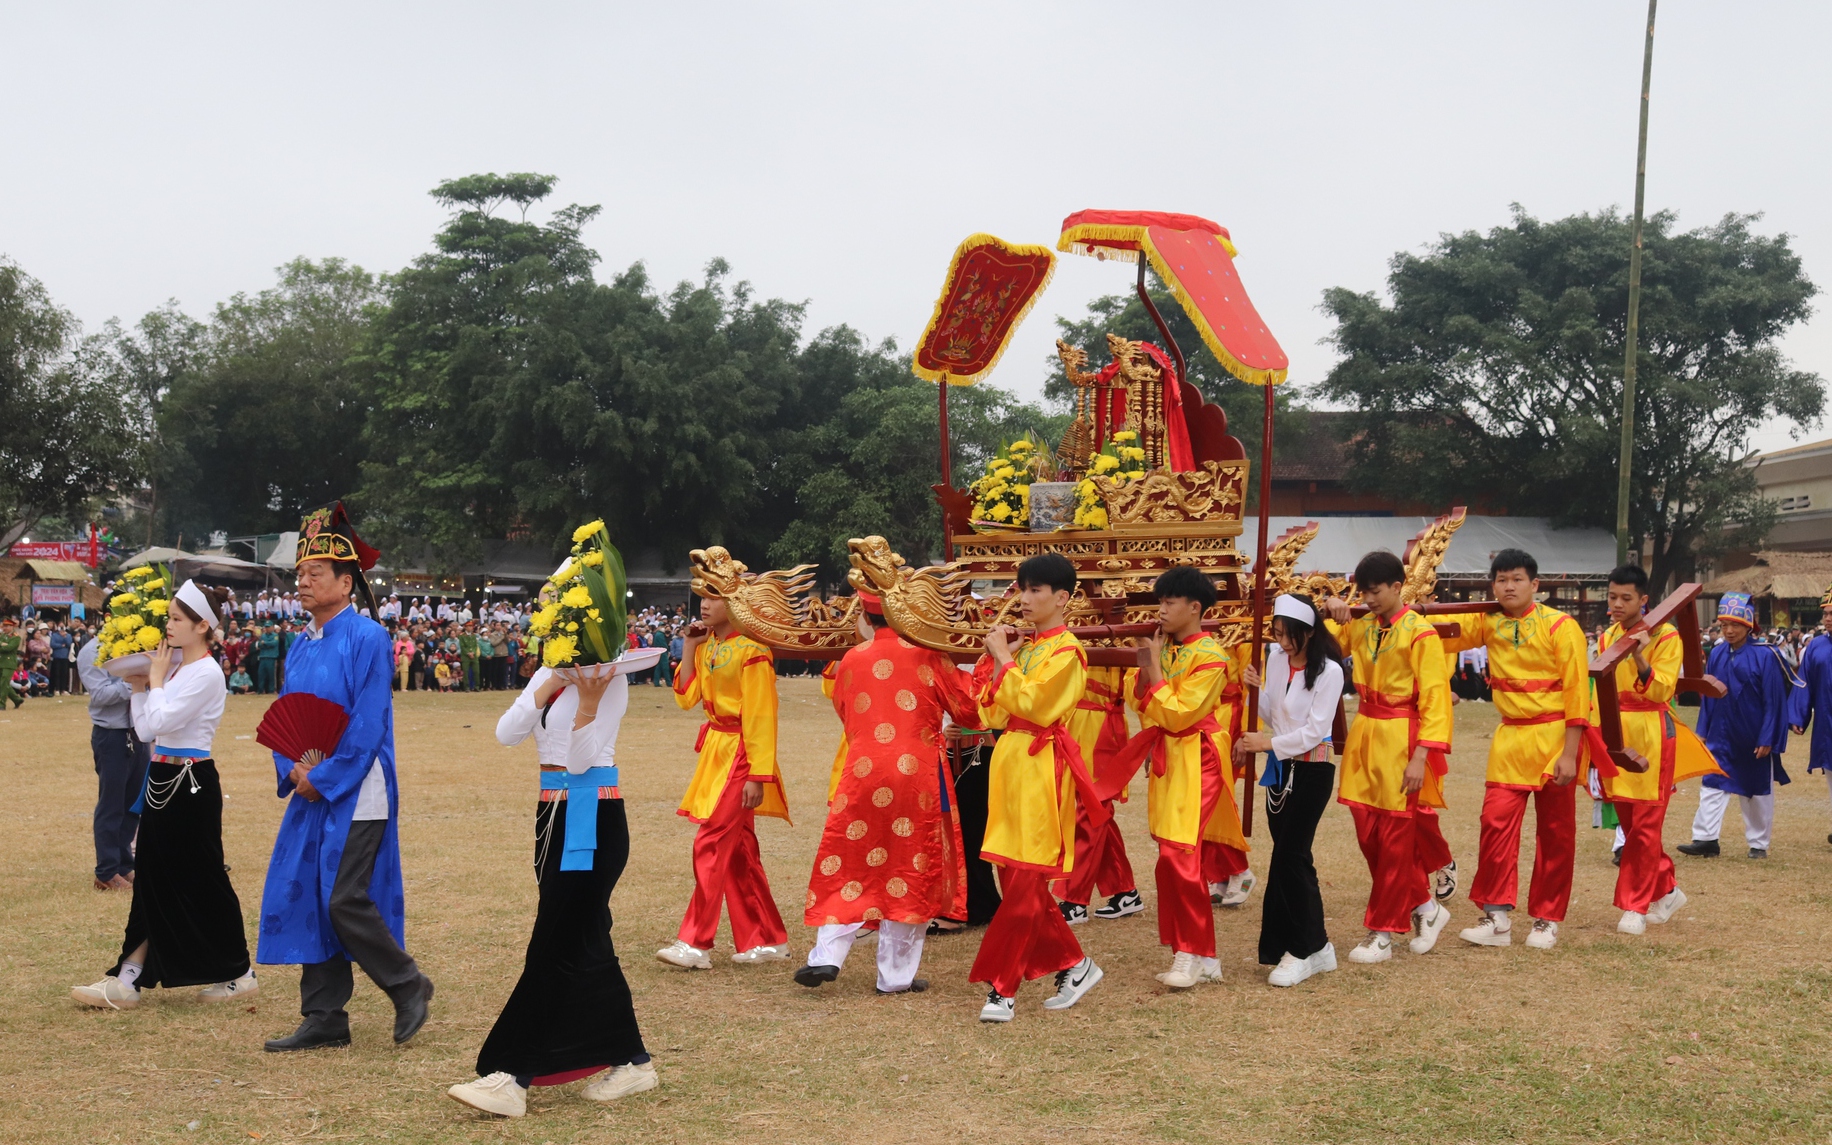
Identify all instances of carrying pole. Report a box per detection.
[1615,0,1658,567]
[1242,380,1274,836]
[939,373,953,562]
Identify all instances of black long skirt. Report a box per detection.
[476,797,646,1081]
[108,760,252,987]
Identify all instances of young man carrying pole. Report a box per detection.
[1439,549,1588,950]
[1321,551,1456,964]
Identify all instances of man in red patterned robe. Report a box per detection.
[794,593,981,994]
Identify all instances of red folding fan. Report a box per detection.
[256,693,350,763]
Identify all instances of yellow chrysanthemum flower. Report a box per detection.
[988,502,1012,521]
[1112,430,1137,442]
[561,585,593,609]
[116,614,143,635]
[145,599,169,617]
[550,561,579,586]
[1084,507,1109,529]
[123,566,152,580]
[1092,455,1121,474]
[542,634,577,667]
[110,593,139,610]
[140,578,165,592]
[1122,447,1146,462]
[136,626,162,650]
[582,550,604,567]
[572,519,606,544]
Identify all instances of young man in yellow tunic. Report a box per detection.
[1438,549,1588,950]
[1322,551,1456,964]
[969,553,1103,1023]
[656,595,791,970]
[1588,564,1712,935]
[1054,663,1142,924]
[1112,567,1247,989]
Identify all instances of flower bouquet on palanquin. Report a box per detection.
[1072,430,1147,530]
[528,520,665,681]
[968,434,1048,533]
[98,564,177,678]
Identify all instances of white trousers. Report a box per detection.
[809,920,927,992]
[1692,786,1775,851]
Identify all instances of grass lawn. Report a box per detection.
[3,680,1830,1144]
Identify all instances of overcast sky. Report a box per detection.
[4,2,1827,452]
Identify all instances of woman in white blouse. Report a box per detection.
[1237,593,1347,988]
[447,662,658,1119]
[72,581,256,1010]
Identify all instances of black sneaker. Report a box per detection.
[1677,839,1720,858]
[1748,847,1768,859]
[1432,860,1458,902]
[794,963,840,988]
[1093,890,1144,919]
[1612,847,1623,868]
[1058,901,1088,926]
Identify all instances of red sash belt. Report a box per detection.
[1618,697,1670,713]
[1500,712,1565,727]
[695,715,742,752]
[1491,677,1560,693]
[1006,716,1110,832]
[1354,688,1448,777]
[1586,695,1670,780]
[1097,714,1223,803]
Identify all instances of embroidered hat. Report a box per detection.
[1717,591,1757,629]
[294,500,379,570]
[857,590,883,615]
[1821,582,1832,609]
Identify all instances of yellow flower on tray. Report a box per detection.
[540,518,630,669]
[145,599,168,617]
[136,625,162,650]
[572,519,606,544]
[582,551,604,567]
[109,593,138,611]
[561,585,593,609]
[541,633,578,667]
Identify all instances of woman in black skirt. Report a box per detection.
[73,581,255,1009]
[1236,593,1346,989]
[447,662,655,1119]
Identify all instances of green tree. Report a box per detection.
[0,260,149,548]
[154,258,379,541]
[1320,207,1822,588]
[1048,268,1306,503]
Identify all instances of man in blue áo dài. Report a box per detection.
[261,501,434,1052]
[1680,593,1797,861]
[1786,585,1832,850]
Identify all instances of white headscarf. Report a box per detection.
[1272,593,1317,627]
[174,579,220,630]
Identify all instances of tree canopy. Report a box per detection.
[1320,207,1822,587]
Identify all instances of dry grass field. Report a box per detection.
[4,680,1831,1145]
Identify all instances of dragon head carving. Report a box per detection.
[689,546,750,600]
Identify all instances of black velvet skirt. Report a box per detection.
[109,760,252,987]
[476,797,646,1081]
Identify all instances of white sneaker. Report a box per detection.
[1219,870,1257,907]
[1347,932,1392,964]
[72,976,140,1010]
[1307,943,1338,974]
[447,1072,526,1118]
[1409,903,1451,954]
[1157,950,1200,989]
[1524,919,1559,950]
[581,1061,658,1102]
[1059,901,1089,926]
[1207,881,1227,905]
[1432,860,1459,902]
[1197,956,1223,984]
[1458,912,1512,947]
[1617,910,1647,935]
[1267,952,1314,988]
[979,991,1014,1023]
[1041,957,1102,1010]
[655,940,712,970]
[1646,887,1687,925]
[198,972,259,1002]
[731,943,791,964]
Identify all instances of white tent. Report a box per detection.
[1240,516,1617,578]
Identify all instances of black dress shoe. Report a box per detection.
[264,1014,352,1052]
[387,974,435,1044]
[1612,848,1623,868]
[794,964,841,988]
[1748,847,1768,859]
[876,978,929,995]
[1676,839,1720,858]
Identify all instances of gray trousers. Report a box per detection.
[299,820,419,1018]
[91,724,149,880]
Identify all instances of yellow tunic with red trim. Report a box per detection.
[821,661,848,804]
[1336,608,1452,814]
[1201,643,1250,846]
[1069,666,1131,803]
[1440,604,1587,788]
[807,627,979,926]
[1585,620,1719,803]
[1127,634,1248,852]
[673,632,789,823]
[977,627,1086,874]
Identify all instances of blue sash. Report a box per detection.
[541,765,619,871]
[133,745,210,813]
[1256,750,1285,790]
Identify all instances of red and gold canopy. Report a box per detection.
[911,233,1056,386]
[1058,209,1287,387]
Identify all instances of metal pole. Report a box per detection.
[1615,0,1657,567]
[939,374,953,562]
[1242,380,1274,836]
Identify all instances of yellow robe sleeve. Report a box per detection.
[1410,621,1453,752]
[1140,647,1229,732]
[1639,629,1682,704]
[991,643,1084,728]
[1436,611,1488,655]
[738,643,780,782]
[673,641,706,709]
[1555,614,1590,725]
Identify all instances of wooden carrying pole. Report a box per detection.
[1240,381,1274,835]
[938,373,953,562]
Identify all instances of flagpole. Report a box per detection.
[1615,0,1658,567]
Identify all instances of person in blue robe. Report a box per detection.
[1682,593,1796,860]
[261,502,433,1052]
[1785,590,1832,848]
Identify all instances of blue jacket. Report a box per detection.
[1787,634,1832,775]
[256,607,406,965]
[1697,639,1795,797]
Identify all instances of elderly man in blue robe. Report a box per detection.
[1680,593,1796,860]
[261,502,434,1052]
[1786,585,1832,849]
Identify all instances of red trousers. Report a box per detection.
[1202,841,1249,884]
[970,867,1084,997]
[1469,782,1575,921]
[1056,798,1137,905]
[1349,804,1435,934]
[1154,756,1224,957]
[1614,795,1676,913]
[676,760,787,952]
